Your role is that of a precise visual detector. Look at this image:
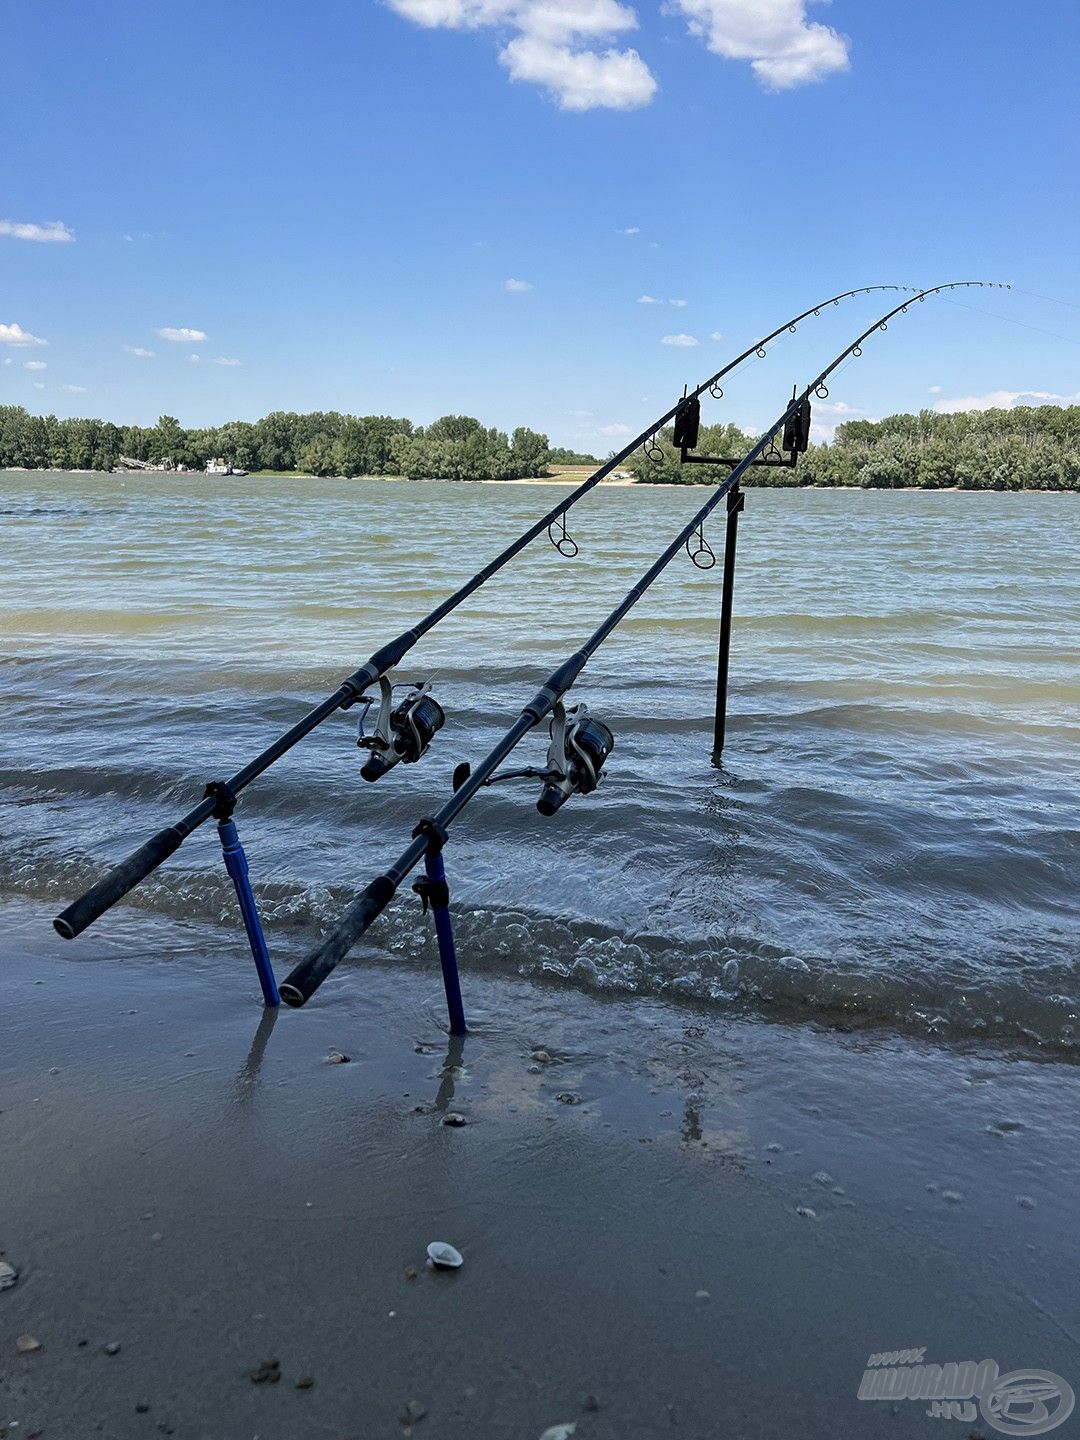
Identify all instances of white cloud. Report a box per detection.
[61,384,87,394]
[933,388,1080,415]
[211,356,242,366]
[669,298,688,308]
[927,385,942,394]
[190,354,202,363]
[0,322,47,347]
[0,218,74,243]
[124,345,155,358]
[811,399,874,442]
[672,0,850,88]
[616,226,640,235]
[637,294,661,304]
[23,360,47,371]
[155,326,207,342]
[503,277,534,291]
[2,357,10,365]
[33,381,45,389]
[709,330,723,340]
[388,0,657,110]
[661,333,698,347]
[598,421,632,436]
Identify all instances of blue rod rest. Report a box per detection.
[424,848,467,1036]
[216,819,280,1008]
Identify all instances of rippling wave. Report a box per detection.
[2,473,1078,1050]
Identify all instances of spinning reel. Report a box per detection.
[356,676,445,782]
[538,700,615,815]
[464,699,614,815]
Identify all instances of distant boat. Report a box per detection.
[206,458,247,477]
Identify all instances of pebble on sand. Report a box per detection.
[426,1242,463,1269]
[249,1359,282,1384]
[296,1375,315,1390]
[442,1112,467,1127]
[104,1341,122,1355]
[540,1425,577,1440]
[16,1334,42,1354]
[795,1206,817,1220]
[0,1260,17,1291]
[555,1092,579,1105]
[327,1050,351,1064]
[400,1399,427,1425]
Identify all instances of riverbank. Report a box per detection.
[2,897,1077,1439]
[3,465,1075,493]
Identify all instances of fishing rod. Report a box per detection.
[278,280,1005,1009]
[53,285,908,944]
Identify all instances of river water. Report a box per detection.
[2,472,1077,1049]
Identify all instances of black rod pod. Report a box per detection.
[537,701,615,816]
[358,677,445,782]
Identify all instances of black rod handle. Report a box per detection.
[53,825,189,939]
[278,875,397,1007]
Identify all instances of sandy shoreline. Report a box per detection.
[3,466,1075,493]
[2,898,1077,1438]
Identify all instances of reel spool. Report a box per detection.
[357,676,445,782]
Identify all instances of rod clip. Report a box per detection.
[412,875,450,914]
[203,780,237,823]
[412,816,450,854]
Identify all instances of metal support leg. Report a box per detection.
[712,482,745,762]
[422,849,467,1036]
[217,819,280,1007]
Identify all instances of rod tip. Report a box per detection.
[278,983,306,1008]
[53,917,76,940]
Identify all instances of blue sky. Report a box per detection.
[3,0,1079,448]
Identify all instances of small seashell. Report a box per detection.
[16,1333,42,1353]
[327,1049,350,1065]
[442,1113,466,1127]
[531,1050,552,1064]
[540,1425,576,1440]
[795,1206,817,1220]
[0,1259,18,1291]
[555,1092,578,1106]
[426,1241,463,1269]
[104,1341,121,1355]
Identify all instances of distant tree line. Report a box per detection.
[548,446,600,465]
[6,401,1077,490]
[628,405,1080,491]
[0,407,552,481]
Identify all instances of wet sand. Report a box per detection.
[2,897,1077,1439]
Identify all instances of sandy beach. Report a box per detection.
[3,897,1077,1439]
